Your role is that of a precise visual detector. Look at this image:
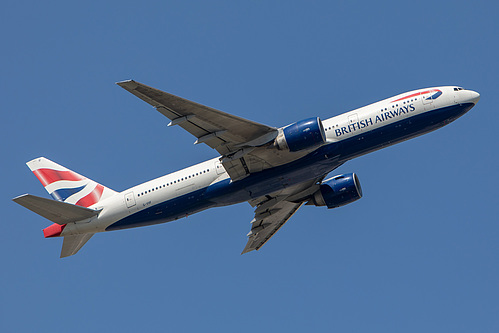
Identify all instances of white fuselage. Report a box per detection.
[61,86,479,236]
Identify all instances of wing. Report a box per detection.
[118,80,318,181]
[242,200,304,254]
[117,80,277,155]
[242,178,323,254]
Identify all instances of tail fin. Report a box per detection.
[27,157,116,208]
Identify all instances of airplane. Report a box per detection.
[12,81,480,257]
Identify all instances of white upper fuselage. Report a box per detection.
[322,86,477,142]
[63,86,479,236]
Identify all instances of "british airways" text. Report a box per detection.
[334,104,416,137]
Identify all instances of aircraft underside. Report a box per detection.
[106,102,475,231]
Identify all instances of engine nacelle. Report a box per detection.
[310,173,363,209]
[275,117,326,152]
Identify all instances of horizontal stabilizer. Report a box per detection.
[61,233,94,258]
[13,194,100,224]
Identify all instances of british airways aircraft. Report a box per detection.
[13,81,480,257]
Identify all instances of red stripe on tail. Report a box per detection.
[33,169,85,187]
[75,184,104,207]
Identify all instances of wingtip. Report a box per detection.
[116,79,138,89]
[241,247,255,255]
[12,193,29,202]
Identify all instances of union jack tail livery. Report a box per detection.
[27,157,116,208]
[12,158,118,258]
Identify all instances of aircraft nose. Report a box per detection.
[468,90,480,104]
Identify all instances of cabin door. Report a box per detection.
[215,160,225,175]
[125,191,136,208]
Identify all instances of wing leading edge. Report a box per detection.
[117,80,277,156]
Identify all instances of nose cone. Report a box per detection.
[468,90,480,104]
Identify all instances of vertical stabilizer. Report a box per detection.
[26,157,116,208]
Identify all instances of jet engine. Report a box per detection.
[275,117,326,152]
[310,173,363,209]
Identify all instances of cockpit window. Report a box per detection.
[454,87,464,91]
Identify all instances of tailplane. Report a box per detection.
[61,234,94,258]
[13,193,99,258]
[27,157,116,208]
[12,194,100,226]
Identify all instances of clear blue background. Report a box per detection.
[2,1,498,332]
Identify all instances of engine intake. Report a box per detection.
[310,173,362,209]
[275,117,326,152]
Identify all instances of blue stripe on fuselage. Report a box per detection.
[106,103,474,231]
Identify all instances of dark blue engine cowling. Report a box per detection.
[278,117,326,152]
[311,173,363,209]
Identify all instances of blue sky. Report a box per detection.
[2,1,498,332]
